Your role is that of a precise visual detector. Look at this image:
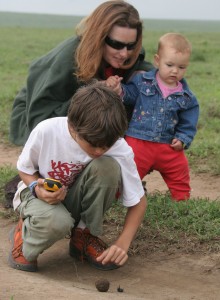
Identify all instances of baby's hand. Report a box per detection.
[105,75,123,96]
[170,138,184,151]
[106,75,122,87]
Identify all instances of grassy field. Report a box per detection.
[0,12,220,174]
[1,12,220,32]
[0,13,219,253]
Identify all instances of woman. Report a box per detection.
[6,0,153,208]
[10,0,153,146]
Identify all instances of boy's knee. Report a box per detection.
[22,207,73,261]
[89,156,121,184]
[29,205,73,238]
[48,208,73,236]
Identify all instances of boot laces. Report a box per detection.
[85,232,107,252]
[12,226,23,258]
[12,240,23,258]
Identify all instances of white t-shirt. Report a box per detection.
[13,117,144,209]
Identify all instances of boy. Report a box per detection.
[107,33,199,201]
[8,83,147,272]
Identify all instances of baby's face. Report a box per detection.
[154,47,190,87]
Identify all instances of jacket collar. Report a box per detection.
[142,69,193,97]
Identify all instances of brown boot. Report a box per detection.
[8,219,38,272]
[69,228,119,270]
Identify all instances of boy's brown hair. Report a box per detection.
[68,82,128,148]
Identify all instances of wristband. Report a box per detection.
[28,180,38,197]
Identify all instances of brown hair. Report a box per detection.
[157,33,192,55]
[68,82,128,147]
[75,0,143,81]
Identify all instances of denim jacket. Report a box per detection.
[122,69,199,149]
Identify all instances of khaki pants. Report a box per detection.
[18,157,121,261]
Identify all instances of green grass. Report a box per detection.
[105,194,220,254]
[145,193,220,242]
[0,26,74,144]
[1,12,220,32]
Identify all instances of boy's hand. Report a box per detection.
[35,178,67,204]
[96,244,128,266]
[170,138,184,151]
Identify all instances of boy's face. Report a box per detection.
[154,47,190,87]
[75,135,109,159]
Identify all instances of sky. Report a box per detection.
[0,0,219,21]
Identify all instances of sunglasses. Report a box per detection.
[105,36,137,50]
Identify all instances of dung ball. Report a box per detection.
[95,278,110,292]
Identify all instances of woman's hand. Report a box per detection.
[35,178,67,205]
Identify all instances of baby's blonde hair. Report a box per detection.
[157,33,192,55]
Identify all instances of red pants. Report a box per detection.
[125,136,190,201]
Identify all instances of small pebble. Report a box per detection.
[117,285,124,292]
[95,278,110,292]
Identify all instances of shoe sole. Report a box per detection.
[69,243,119,271]
[8,226,38,272]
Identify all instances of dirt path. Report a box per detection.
[1,217,220,300]
[146,171,220,201]
[0,143,220,300]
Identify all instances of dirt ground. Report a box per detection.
[0,143,220,300]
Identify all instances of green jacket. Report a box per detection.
[10,36,153,145]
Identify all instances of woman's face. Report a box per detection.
[103,25,137,69]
